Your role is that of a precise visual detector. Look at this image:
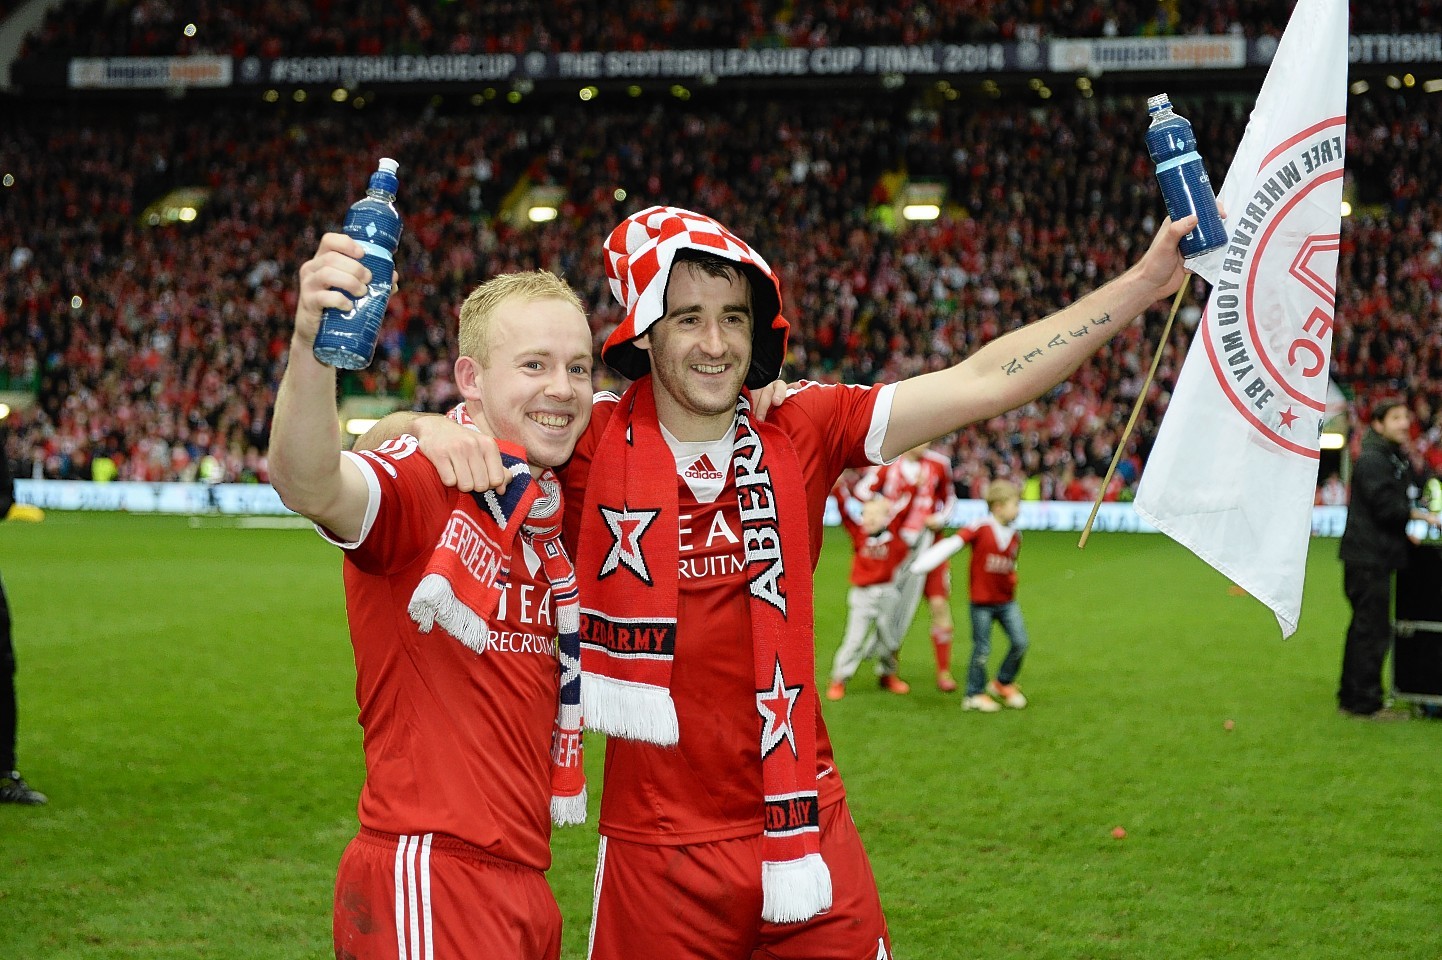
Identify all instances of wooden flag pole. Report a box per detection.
[1077,282,1189,549]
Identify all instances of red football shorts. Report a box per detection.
[587,798,891,960]
[334,829,561,960]
[923,563,950,601]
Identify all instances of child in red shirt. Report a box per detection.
[911,480,1029,713]
[826,486,913,700]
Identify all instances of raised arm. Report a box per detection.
[268,233,374,541]
[881,215,1197,460]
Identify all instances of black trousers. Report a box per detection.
[0,572,15,772]
[1339,562,1394,715]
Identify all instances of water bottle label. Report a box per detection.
[332,251,393,320]
[1154,151,1203,175]
[343,201,401,249]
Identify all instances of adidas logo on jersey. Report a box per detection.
[683,454,723,481]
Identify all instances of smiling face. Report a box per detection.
[636,261,754,441]
[456,295,593,472]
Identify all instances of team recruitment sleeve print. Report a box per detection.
[1133,0,1347,638]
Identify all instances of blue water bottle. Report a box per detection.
[1145,94,1226,259]
[313,158,403,369]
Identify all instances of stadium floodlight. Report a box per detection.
[896,181,946,224]
[139,187,212,229]
[0,391,36,420]
[339,397,404,440]
[511,185,566,229]
[1319,432,1346,450]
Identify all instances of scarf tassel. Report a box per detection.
[761,854,833,923]
[581,673,679,746]
[409,572,490,653]
[550,786,588,826]
[550,697,587,826]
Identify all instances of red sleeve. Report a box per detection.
[343,436,454,575]
[770,381,889,567]
[773,380,887,479]
[852,465,882,499]
[930,457,957,518]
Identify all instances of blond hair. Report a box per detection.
[984,479,1020,506]
[457,271,585,364]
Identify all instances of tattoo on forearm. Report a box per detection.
[1001,312,1113,375]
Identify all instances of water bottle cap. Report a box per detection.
[1146,93,1172,114]
[369,158,400,197]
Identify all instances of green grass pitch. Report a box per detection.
[2,512,1439,958]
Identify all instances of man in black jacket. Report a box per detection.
[0,429,46,804]
[1338,399,1441,720]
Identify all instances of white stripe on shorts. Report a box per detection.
[392,834,435,960]
[420,834,434,960]
[586,835,608,960]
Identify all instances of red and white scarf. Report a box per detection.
[576,379,831,921]
[407,403,586,826]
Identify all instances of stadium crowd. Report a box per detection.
[11,0,1438,63]
[2,76,1439,500]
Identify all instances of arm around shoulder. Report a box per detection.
[355,411,433,452]
[357,409,511,494]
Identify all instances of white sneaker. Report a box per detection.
[986,680,1028,709]
[962,694,1001,713]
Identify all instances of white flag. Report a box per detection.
[1132,0,1348,638]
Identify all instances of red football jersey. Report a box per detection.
[323,437,562,870]
[836,498,911,587]
[859,449,957,536]
[561,381,893,844]
[956,515,1021,605]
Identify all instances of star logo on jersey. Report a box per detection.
[756,656,802,760]
[598,504,660,585]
